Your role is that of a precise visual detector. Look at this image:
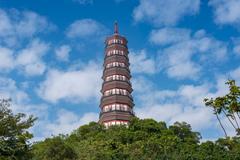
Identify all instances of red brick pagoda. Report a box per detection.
[99,22,134,127]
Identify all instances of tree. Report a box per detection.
[0,99,37,160]
[196,141,228,160]
[169,122,201,144]
[204,80,240,137]
[32,117,240,160]
[32,136,77,160]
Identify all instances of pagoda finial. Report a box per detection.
[114,21,118,34]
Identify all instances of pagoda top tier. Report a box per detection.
[105,22,128,46]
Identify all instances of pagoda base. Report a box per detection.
[99,110,134,125]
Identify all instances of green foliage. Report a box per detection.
[0,99,36,160]
[169,122,201,143]
[204,80,240,136]
[32,136,77,160]
[32,118,240,160]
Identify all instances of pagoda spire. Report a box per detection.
[114,21,118,34]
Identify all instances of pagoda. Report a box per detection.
[99,22,135,127]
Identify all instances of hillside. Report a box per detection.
[32,118,240,160]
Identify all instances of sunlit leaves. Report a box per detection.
[204,80,240,136]
[0,99,36,160]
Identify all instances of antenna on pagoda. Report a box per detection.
[114,21,119,34]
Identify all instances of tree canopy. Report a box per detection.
[32,118,240,160]
[204,80,240,137]
[0,99,36,160]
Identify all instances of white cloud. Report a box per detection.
[133,76,229,133]
[0,77,98,141]
[0,47,14,71]
[153,28,227,79]
[0,77,51,142]
[16,39,49,76]
[0,9,53,77]
[169,107,213,130]
[136,103,213,131]
[150,28,191,46]
[0,39,49,76]
[0,9,13,37]
[15,11,55,37]
[129,50,157,74]
[38,61,102,103]
[135,96,214,131]
[232,38,240,56]
[209,0,240,26]
[55,45,71,62]
[159,41,201,79]
[133,0,200,26]
[66,19,106,38]
[132,76,153,93]
[0,9,54,47]
[0,77,29,104]
[233,44,240,55]
[230,66,240,83]
[178,84,211,106]
[0,77,49,125]
[45,109,98,136]
[214,76,230,96]
[136,104,182,122]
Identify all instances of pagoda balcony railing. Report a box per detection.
[105,43,128,49]
[99,109,135,118]
[104,53,129,61]
[102,79,132,86]
[103,67,131,75]
[103,61,130,68]
[101,94,134,101]
[104,66,130,72]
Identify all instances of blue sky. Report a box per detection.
[0,0,240,141]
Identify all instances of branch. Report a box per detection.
[232,113,240,130]
[222,109,237,130]
[215,109,228,138]
[237,112,240,121]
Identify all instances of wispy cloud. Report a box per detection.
[0,47,14,72]
[16,39,50,76]
[0,9,55,47]
[133,0,200,26]
[150,28,191,46]
[129,50,158,74]
[133,75,231,139]
[66,19,107,39]
[37,61,102,104]
[55,45,72,62]
[44,109,98,136]
[151,28,228,80]
[209,0,240,26]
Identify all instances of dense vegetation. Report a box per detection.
[31,119,240,160]
[1,79,240,160]
[0,99,36,160]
